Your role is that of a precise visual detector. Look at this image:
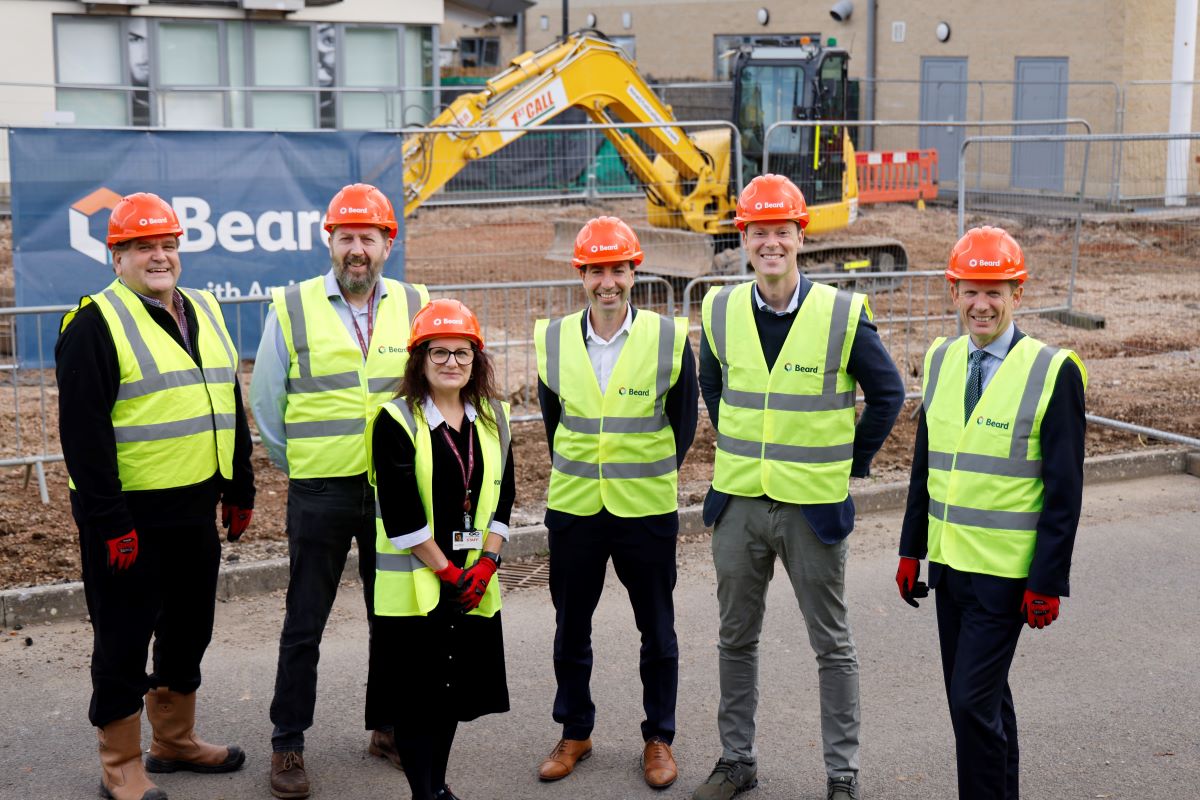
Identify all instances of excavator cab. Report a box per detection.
[732,41,849,207]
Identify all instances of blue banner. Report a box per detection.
[9,128,407,364]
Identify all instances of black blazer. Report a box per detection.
[898,327,1086,609]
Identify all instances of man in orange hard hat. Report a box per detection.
[695,174,904,800]
[56,192,256,800]
[250,183,429,798]
[533,216,698,789]
[895,226,1086,800]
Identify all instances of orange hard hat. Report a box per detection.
[324,183,398,240]
[408,298,484,351]
[735,173,809,231]
[946,226,1027,284]
[106,192,183,249]
[572,216,644,268]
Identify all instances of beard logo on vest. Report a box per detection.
[618,386,651,397]
[782,363,819,374]
[977,416,1011,430]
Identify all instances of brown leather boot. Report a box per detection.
[270,751,310,799]
[97,712,168,800]
[537,737,592,781]
[143,688,245,774]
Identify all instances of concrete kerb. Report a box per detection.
[3,448,1195,629]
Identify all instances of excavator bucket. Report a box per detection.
[547,219,720,279]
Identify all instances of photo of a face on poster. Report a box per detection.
[317,22,336,128]
[128,17,150,126]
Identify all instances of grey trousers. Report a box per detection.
[711,495,861,779]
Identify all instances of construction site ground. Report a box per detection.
[1,203,1198,589]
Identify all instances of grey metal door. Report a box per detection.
[1012,58,1068,190]
[919,58,968,184]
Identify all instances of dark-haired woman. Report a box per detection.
[365,298,515,800]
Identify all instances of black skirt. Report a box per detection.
[366,584,509,726]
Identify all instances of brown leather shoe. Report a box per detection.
[270,751,310,799]
[368,729,404,771]
[642,737,678,789]
[537,737,592,781]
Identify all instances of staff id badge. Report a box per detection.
[452,529,483,550]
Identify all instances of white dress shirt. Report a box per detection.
[584,303,634,393]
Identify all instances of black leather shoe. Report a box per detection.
[433,786,462,800]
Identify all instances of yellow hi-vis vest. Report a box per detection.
[534,309,688,518]
[922,334,1087,578]
[272,276,428,479]
[367,397,510,618]
[703,280,865,503]
[60,279,238,491]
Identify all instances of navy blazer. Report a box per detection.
[898,327,1086,608]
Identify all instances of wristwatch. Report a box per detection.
[480,551,502,568]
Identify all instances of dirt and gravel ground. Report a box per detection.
[1,205,1197,589]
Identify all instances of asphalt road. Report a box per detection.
[2,474,1198,800]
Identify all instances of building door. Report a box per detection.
[919,57,967,184]
[1012,58,1068,191]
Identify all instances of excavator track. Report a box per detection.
[794,236,910,290]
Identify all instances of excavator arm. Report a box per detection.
[402,34,735,233]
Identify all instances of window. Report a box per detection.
[158,22,223,128]
[52,15,437,131]
[404,26,435,125]
[342,27,400,129]
[459,37,500,68]
[55,17,129,125]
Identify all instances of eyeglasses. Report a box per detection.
[427,346,475,366]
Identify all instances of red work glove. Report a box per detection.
[456,555,499,612]
[896,557,929,608]
[106,530,139,571]
[1020,590,1060,629]
[221,503,254,542]
[434,561,464,585]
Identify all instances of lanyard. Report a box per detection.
[439,422,475,514]
[350,300,374,360]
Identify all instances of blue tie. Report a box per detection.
[964,350,987,424]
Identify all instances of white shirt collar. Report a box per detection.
[968,322,1015,361]
[752,280,801,315]
[585,303,633,344]
[421,395,477,429]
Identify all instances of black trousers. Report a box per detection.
[935,566,1026,800]
[548,509,679,743]
[394,718,458,800]
[77,512,221,729]
[270,474,378,751]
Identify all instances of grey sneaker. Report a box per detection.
[827,775,858,800]
[692,758,758,800]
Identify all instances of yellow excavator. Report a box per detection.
[402,31,907,278]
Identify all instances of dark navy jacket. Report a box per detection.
[698,274,906,543]
[898,327,1086,606]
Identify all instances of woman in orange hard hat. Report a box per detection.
[364,299,515,800]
